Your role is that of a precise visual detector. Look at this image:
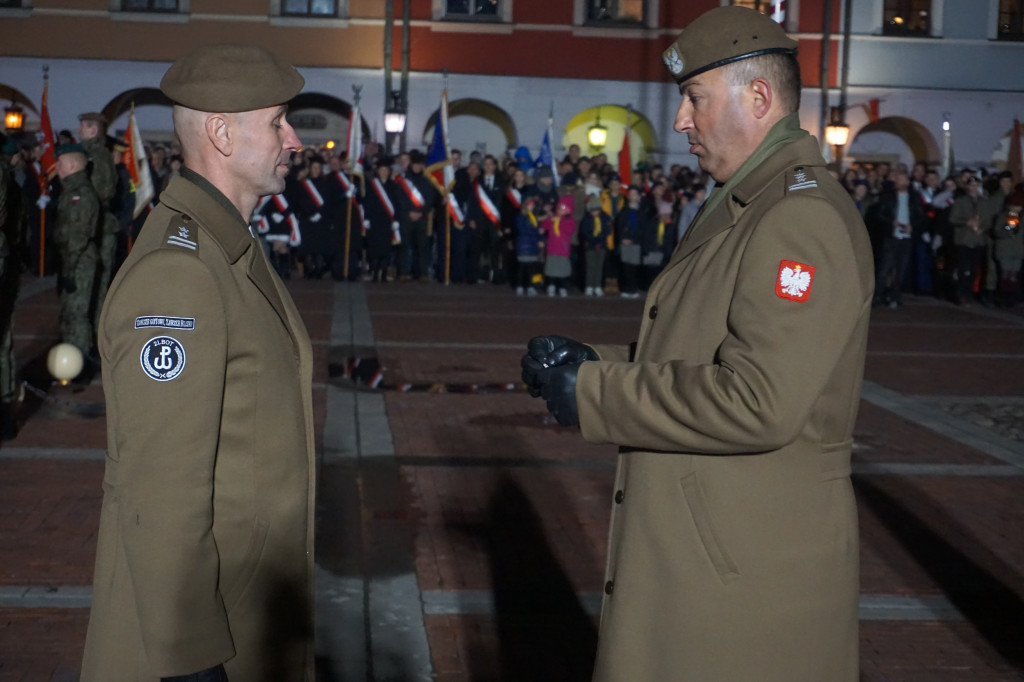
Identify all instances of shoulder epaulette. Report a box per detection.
[163,213,199,254]
[785,165,820,194]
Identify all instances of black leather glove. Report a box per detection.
[526,335,598,367]
[521,354,547,398]
[58,275,77,294]
[161,664,228,682]
[538,363,582,427]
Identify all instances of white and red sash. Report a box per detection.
[302,178,325,208]
[448,195,465,227]
[333,171,353,196]
[395,175,425,209]
[253,195,273,234]
[371,178,396,221]
[264,194,301,246]
[505,187,522,210]
[474,180,501,224]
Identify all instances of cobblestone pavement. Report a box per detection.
[2,277,1024,681]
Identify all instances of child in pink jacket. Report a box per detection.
[541,194,576,296]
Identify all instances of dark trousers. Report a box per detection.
[954,244,984,301]
[874,236,913,304]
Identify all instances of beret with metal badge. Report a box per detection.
[160,44,305,113]
[662,6,798,84]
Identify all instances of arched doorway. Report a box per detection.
[563,105,658,164]
[847,116,941,167]
[421,98,518,156]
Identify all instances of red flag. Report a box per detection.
[1008,119,1023,187]
[618,127,631,187]
[867,99,880,123]
[37,76,57,191]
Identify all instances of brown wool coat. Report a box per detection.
[81,171,315,681]
[577,135,873,682]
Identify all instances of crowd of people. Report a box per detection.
[1,115,1023,443]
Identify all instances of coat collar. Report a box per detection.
[160,169,252,264]
[672,136,824,261]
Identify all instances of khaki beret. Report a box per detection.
[662,6,798,84]
[78,112,109,126]
[161,44,304,113]
[55,143,87,158]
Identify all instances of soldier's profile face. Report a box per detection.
[232,105,301,197]
[674,67,747,183]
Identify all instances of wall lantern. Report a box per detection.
[824,106,850,147]
[4,103,24,132]
[587,108,608,150]
[384,91,407,135]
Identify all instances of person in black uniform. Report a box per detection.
[362,158,401,282]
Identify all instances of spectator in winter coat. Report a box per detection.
[515,195,545,295]
[542,194,576,296]
[579,195,612,296]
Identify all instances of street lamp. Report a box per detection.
[384,90,406,135]
[824,106,850,147]
[587,107,607,150]
[4,103,24,132]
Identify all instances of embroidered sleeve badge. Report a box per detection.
[775,260,816,302]
[140,336,186,381]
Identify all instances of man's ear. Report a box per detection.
[749,78,774,120]
[206,114,232,157]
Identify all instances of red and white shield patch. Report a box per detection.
[775,260,815,302]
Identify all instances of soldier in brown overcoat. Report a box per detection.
[81,45,315,681]
[523,7,873,681]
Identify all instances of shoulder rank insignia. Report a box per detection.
[776,260,816,302]
[164,214,198,252]
[787,166,818,193]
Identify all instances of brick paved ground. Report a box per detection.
[2,277,1024,681]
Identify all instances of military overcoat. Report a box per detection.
[576,135,873,682]
[81,169,316,681]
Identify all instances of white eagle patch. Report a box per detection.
[663,47,684,76]
[775,260,816,302]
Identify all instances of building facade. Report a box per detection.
[2,0,1023,171]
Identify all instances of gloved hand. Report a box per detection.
[311,213,322,223]
[271,212,285,224]
[36,194,51,210]
[521,335,596,398]
[58,276,77,294]
[538,363,582,427]
[161,663,227,682]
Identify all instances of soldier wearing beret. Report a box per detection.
[81,44,315,682]
[53,143,100,358]
[78,112,120,333]
[523,7,872,681]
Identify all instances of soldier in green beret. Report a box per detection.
[53,143,100,358]
[78,112,120,333]
[81,45,314,682]
[523,6,872,681]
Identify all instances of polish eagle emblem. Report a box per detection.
[779,264,811,296]
[663,47,684,75]
[775,260,816,302]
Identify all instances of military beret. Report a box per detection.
[160,44,305,113]
[55,143,87,158]
[662,6,798,84]
[78,112,109,126]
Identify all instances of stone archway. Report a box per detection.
[421,98,519,152]
[849,116,941,166]
[563,105,658,164]
[101,87,173,126]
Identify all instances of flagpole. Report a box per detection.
[443,69,452,286]
[39,65,50,277]
[343,85,361,280]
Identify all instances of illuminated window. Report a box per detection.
[585,0,645,24]
[122,0,178,10]
[998,0,1024,40]
[445,0,499,17]
[883,0,931,36]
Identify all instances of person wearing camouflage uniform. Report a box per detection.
[0,136,24,440]
[79,112,119,332]
[54,144,100,355]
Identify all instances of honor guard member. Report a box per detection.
[81,45,316,682]
[53,143,100,358]
[78,112,119,332]
[523,7,873,681]
[0,136,24,440]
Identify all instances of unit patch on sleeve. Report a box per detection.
[135,316,196,331]
[775,260,816,302]
[140,336,187,382]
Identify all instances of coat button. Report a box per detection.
[614,490,624,504]
[604,580,615,595]
[649,305,658,320]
